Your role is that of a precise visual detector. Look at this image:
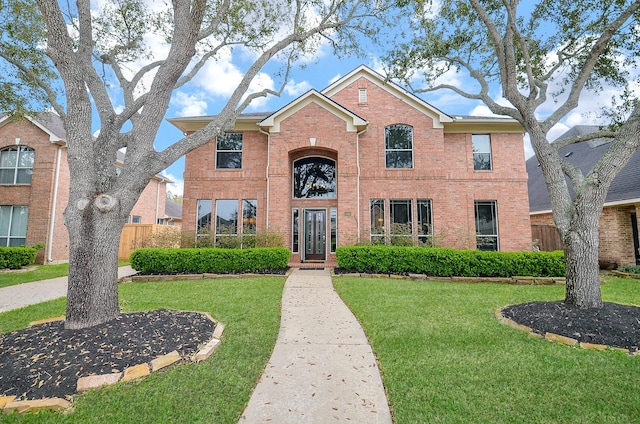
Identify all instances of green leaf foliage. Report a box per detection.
[335,245,565,277]
[129,247,290,274]
[0,246,38,269]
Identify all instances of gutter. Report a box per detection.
[259,127,271,228]
[356,127,367,242]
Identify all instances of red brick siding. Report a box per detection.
[183,78,532,255]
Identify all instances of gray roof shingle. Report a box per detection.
[527,125,640,212]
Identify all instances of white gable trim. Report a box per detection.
[258,90,368,133]
[321,65,453,129]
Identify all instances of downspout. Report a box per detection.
[259,127,271,228]
[155,178,165,224]
[47,145,63,262]
[356,127,367,242]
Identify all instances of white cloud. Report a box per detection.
[328,73,342,85]
[162,172,184,197]
[284,79,312,96]
[171,91,209,117]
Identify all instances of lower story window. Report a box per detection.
[475,200,498,251]
[216,199,238,247]
[390,199,412,246]
[370,199,385,244]
[241,199,257,247]
[330,208,337,253]
[132,215,141,224]
[196,199,212,243]
[0,205,28,247]
[292,209,299,253]
[417,199,433,246]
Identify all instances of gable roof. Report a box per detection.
[321,65,453,128]
[258,89,367,133]
[164,200,182,220]
[527,125,640,213]
[0,112,66,143]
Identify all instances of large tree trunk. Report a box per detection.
[562,209,603,308]
[64,195,124,330]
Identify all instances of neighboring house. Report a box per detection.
[0,112,177,263]
[527,125,640,266]
[170,65,532,265]
[162,200,183,226]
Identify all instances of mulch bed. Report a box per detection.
[0,310,215,401]
[502,301,640,352]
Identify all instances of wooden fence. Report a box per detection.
[531,224,563,252]
[118,224,181,259]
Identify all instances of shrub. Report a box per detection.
[618,265,640,274]
[0,246,38,269]
[130,247,290,274]
[335,245,565,277]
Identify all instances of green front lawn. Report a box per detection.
[334,276,640,424]
[0,264,69,289]
[0,261,130,289]
[0,276,284,423]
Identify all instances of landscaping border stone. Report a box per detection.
[3,310,225,415]
[495,306,639,355]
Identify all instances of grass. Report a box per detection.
[0,264,69,289]
[334,275,640,424]
[0,261,130,289]
[0,276,285,423]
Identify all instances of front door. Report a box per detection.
[304,209,326,261]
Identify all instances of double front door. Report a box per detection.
[304,209,326,261]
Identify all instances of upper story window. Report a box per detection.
[216,133,243,169]
[0,146,35,184]
[472,134,492,170]
[293,157,336,198]
[385,124,413,169]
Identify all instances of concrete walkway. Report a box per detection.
[0,266,137,313]
[239,268,392,423]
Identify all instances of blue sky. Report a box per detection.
[140,5,635,198]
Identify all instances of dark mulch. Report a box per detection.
[502,301,640,353]
[0,310,215,401]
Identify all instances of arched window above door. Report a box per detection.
[293,157,336,198]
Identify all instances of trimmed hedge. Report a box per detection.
[335,245,565,277]
[0,246,38,270]
[130,247,290,274]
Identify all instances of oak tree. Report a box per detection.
[388,0,640,308]
[0,0,388,329]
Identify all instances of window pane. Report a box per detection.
[389,200,412,244]
[217,133,243,151]
[216,152,242,169]
[330,208,337,253]
[242,199,257,235]
[292,209,299,253]
[417,199,432,245]
[18,148,35,167]
[0,206,10,236]
[0,169,14,184]
[370,199,385,244]
[0,149,17,167]
[196,199,212,234]
[216,199,238,235]
[16,169,32,184]
[385,125,413,150]
[385,151,413,169]
[293,157,336,198]
[475,201,498,251]
[473,134,492,170]
[10,206,28,236]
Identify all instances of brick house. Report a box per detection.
[0,112,177,263]
[171,66,532,266]
[528,125,640,267]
